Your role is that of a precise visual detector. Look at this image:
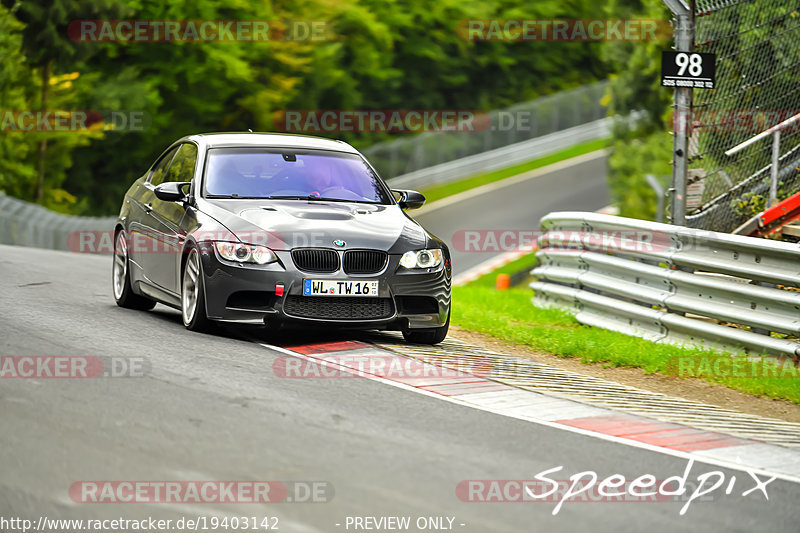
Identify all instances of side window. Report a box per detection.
[148,146,179,187]
[163,143,198,184]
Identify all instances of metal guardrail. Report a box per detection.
[0,191,116,251]
[363,81,609,181]
[530,211,800,358]
[0,83,613,251]
[387,118,611,190]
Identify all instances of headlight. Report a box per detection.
[214,242,277,265]
[399,249,443,269]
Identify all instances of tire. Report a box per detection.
[181,247,213,332]
[402,310,449,345]
[112,230,156,310]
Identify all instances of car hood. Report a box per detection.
[198,198,430,252]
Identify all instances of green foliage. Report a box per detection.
[1,0,128,69]
[1,0,614,215]
[731,191,767,219]
[0,4,35,199]
[452,283,800,403]
[601,0,672,138]
[0,1,114,211]
[601,0,674,219]
[466,251,539,289]
[608,131,672,220]
[730,179,789,219]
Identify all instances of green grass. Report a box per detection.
[469,252,540,289]
[451,254,800,404]
[419,138,609,204]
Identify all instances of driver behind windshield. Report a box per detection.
[204,150,390,203]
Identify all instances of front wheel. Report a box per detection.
[402,311,449,345]
[182,247,213,332]
[112,230,156,310]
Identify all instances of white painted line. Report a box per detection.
[414,149,608,216]
[457,389,569,409]
[255,340,800,485]
[509,405,615,422]
[457,389,610,418]
[452,249,532,286]
[451,199,616,286]
[695,444,800,470]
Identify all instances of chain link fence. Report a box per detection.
[685,0,800,232]
[362,81,608,181]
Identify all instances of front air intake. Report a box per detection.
[291,248,339,273]
[284,296,394,320]
[343,250,388,274]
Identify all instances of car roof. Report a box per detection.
[181,132,360,154]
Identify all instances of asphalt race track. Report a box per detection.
[2,154,799,531]
[414,151,609,276]
[2,251,799,529]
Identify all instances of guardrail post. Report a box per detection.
[752,281,776,337]
[663,0,694,226]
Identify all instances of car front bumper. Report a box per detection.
[199,248,451,330]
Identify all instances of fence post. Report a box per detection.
[646,174,666,223]
[663,0,695,226]
[770,130,781,207]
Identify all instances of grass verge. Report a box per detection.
[451,253,800,404]
[419,138,608,204]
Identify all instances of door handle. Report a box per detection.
[144,203,152,212]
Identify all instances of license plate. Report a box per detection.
[303,279,379,297]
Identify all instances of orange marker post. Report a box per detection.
[496,273,510,290]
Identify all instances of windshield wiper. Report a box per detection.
[266,195,326,201]
[208,194,382,204]
[265,195,361,202]
[206,194,265,199]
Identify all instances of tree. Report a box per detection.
[5,0,617,215]
[600,0,674,219]
[1,0,127,202]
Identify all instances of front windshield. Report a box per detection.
[204,148,392,204]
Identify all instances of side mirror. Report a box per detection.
[154,182,190,202]
[393,189,426,210]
